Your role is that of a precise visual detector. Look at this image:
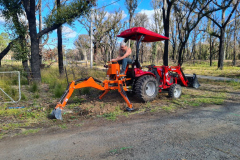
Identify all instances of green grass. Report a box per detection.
[33,93,40,99]
[58,124,67,129]
[54,83,65,98]
[0,84,19,101]
[29,82,38,93]
[0,106,47,120]
[98,106,123,120]
[21,128,40,135]
[161,105,176,112]
[1,122,30,130]
[109,149,118,154]
[81,87,91,95]
[182,60,240,78]
[21,93,27,100]
[0,60,239,138]
[75,123,83,127]
[72,97,86,103]
[145,102,151,108]
[109,146,133,154]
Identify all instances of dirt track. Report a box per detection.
[1,100,240,160]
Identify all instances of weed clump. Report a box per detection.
[30,82,38,93]
[81,87,91,95]
[1,85,18,101]
[54,83,65,98]
[21,93,27,100]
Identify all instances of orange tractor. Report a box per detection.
[51,27,200,120]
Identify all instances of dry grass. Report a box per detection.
[141,60,240,79]
[0,60,239,139]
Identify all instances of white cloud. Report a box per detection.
[121,10,127,19]
[62,26,77,38]
[139,9,156,24]
[138,9,162,27]
[104,10,127,20]
[139,9,155,18]
[0,14,5,24]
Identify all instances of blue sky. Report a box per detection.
[52,0,155,50]
[0,0,155,50]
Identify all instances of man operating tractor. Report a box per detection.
[111,41,132,75]
[51,27,200,120]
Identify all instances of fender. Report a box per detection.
[134,68,156,78]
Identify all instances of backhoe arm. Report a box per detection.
[52,77,105,120]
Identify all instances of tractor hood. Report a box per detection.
[117,27,169,42]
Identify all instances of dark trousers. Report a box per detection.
[118,58,132,71]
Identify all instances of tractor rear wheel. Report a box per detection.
[135,75,159,102]
[168,84,182,98]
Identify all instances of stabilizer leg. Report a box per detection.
[118,84,134,111]
[99,90,110,99]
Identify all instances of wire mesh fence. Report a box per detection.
[0,71,21,103]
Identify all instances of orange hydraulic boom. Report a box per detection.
[51,62,133,120]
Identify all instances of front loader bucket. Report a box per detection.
[51,108,63,120]
[186,74,200,89]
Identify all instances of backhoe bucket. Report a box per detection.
[186,74,200,89]
[51,108,63,120]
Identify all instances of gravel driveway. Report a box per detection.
[1,101,240,160]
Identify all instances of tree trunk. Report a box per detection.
[218,28,225,70]
[162,0,172,66]
[199,34,202,59]
[57,0,63,75]
[0,40,16,65]
[172,46,175,60]
[186,42,190,59]
[128,14,133,48]
[29,36,41,82]
[192,43,196,60]
[210,35,213,66]
[26,0,41,82]
[39,0,42,66]
[225,31,229,60]
[233,12,237,66]
[178,44,184,65]
[22,59,31,83]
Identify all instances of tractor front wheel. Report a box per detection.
[135,75,159,102]
[168,84,182,99]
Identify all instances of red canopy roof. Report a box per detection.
[117,27,169,42]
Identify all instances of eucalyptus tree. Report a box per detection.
[0,32,10,66]
[74,34,90,62]
[78,8,123,62]
[0,0,30,77]
[133,12,149,63]
[233,9,240,66]
[0,0,95,82]
[151,0,164,63]
[125,0,138,47]
[206,0,240,69]
[151,0,177,66]
[174,0,233,65]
